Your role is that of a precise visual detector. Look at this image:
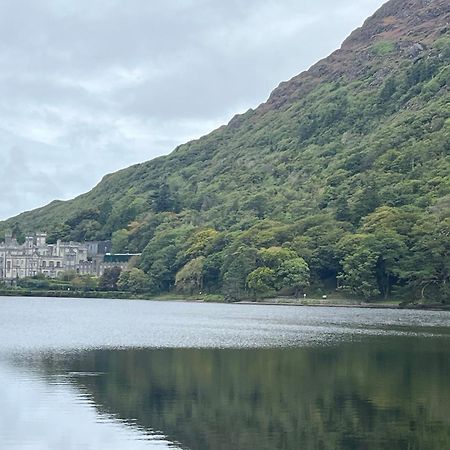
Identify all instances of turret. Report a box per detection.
[25,236,34,249]
[4,231,12,246]
[36,232,47,247]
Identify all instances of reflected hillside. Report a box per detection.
[31,337,450,450]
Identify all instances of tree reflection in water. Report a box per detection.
[36,337,450,450]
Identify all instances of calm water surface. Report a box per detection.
[0,296,449,449]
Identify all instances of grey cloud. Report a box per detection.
[0,143,64,216]
[0,0,384,220]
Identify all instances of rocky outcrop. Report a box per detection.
[262,0,449,111]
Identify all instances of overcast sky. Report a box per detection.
[0,0,385,220]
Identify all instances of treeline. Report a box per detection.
[95,204,447,303]
[6,200,448,303]
[2,271,111,295]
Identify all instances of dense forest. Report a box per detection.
[2,0,449,302]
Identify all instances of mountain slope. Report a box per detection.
[2,0,449,301]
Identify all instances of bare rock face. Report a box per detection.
[343,0,448,48]
[408,43,425,58]
[262,0,450,111]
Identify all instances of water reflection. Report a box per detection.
[16,336,450,450]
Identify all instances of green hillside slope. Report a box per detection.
[2,0,449,301]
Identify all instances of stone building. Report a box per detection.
[0,232,140,281]
[0,232,89,280]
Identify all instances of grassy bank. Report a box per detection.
[0,288,224,302]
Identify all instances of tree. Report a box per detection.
[71,275,99,291]
[337,234,379,299]
[361,206,420,236]
[378,77,398,103]
[246,267,276,298]
[258,247,297,269]
[175,257,205,294]
[255,247,310,296]
[244,194,269,219]
[398,217,450,302]
[117,268,150,293]
[277,258,310,297]
[349,185,380,224]
[99,267,122,291]
[59,270,78,282]
[338,247,380,299]
[292,217,349,286]
[153,183,180,213]
[371,230,407,299]
[139,223,195,293]
[111,229,129,253]
[184,229,221,258]
[337,229,408,300]
[221,246,258,301]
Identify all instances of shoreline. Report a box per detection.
[0,290,449,311]
[235,300,450,311]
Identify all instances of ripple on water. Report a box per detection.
[0,297,449,355]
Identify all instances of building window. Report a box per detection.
[56,261,61,268]
[49,261,54,268]
[42,261,46,268]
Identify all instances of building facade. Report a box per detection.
[0,232,92,280]
[0,231,142,281]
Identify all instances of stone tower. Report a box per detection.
[4,231,12,246]
[36,232,47,248]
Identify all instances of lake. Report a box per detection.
[0,297,449,450]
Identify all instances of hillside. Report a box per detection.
[2,0,449,301]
